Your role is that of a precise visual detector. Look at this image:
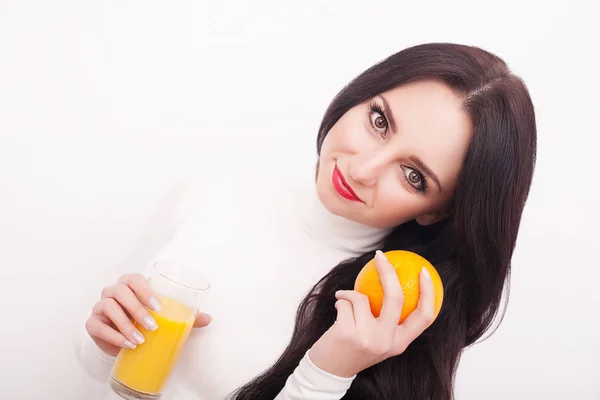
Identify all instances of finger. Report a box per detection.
[335,290,373,331]
[373,250,404,326]
[334,299,355,328]
[102,283,158,332]
[86,317,138,350]
[393,267,435,353]
[118,273,162,312]
[193,312,213,328]
[94,298,146,345]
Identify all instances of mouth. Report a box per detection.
[332,163,364,203]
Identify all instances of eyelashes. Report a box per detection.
[401,165,427,193]
[368,101,389,137]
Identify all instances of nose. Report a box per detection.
[348,150,389,187]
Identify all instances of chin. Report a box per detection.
[316,177,349,215]
[315,161,402,229]
[315,160,354,216]
[316,182,393,229]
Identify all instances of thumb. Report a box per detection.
[193,312,212,328]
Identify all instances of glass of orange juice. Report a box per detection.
[109,261,210,400]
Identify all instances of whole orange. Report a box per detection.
[354,250,444,324]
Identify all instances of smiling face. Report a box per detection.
[316,79,474,228]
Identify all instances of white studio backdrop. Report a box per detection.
[1,1,598,399]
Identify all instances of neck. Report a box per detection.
[300,186,393,256]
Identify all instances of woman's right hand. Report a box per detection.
[85,273,212,356]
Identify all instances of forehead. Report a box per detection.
[382,79,470,138]
[381,80,474,188]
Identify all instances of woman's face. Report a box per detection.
[316,79,473,228]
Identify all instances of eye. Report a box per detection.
[401,166,427,193]
[368,102,388,137]
[371,113,387,131]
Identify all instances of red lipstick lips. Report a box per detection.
[332,164,363,203]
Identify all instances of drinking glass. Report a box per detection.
[109,261,210,399]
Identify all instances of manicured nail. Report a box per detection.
[375,250,387,262]
[149,297,162,312]
[124,340,136,349]
[132,330,145,344]
[144,316,158,331]
[422,267,432,281]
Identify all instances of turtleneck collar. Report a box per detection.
[295,179,393,256]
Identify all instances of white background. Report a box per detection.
[1,1,599,399]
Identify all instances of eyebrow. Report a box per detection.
[377,95,397,134]
[409,156,442,193]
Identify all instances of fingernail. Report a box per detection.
[375,250,384,258]
[132,330,145,344]
[422,267,432,281]
[124,340,136,349]
[144,316,158,331]
[149,297,162,312]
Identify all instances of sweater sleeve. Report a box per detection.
[274,350,356,400]
[73,317,118,382]
[72,181,199,382]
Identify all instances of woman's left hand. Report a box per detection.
[308,250,436,378]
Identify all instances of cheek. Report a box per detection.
[321,113,370,156]
[374,187,430,225]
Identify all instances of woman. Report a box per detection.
[76,42,536,400]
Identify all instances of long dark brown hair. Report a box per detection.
[231,42,537,400]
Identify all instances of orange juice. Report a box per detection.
[112,295,195,395]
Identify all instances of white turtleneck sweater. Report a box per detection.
[74,167,391,400]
